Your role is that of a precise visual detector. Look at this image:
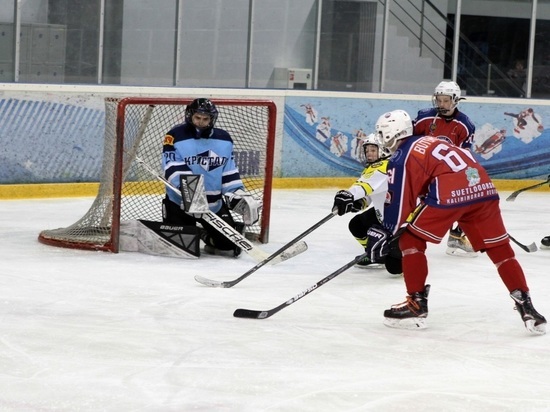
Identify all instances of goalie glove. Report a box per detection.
[333,190,366,216]
[365,224,392,263]
[225,189,262,225]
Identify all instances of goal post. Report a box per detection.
[38,97,277,252]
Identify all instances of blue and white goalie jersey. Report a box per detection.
[162,122,245,213]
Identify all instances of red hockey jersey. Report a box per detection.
[413,108,475,149]
[384,135,499,234]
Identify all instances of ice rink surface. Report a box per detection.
[1,189,549,411]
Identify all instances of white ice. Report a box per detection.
[1,189,549,411]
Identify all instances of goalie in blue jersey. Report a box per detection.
[161,98,261,257]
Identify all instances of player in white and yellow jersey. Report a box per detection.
[332,133,399,272]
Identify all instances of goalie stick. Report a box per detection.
[233,251,369,319]
[508,233,538,253]
[195,209,337,288]
[506,175,550,201]
[133,156,306,264]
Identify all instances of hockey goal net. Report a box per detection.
[38,97,276,252]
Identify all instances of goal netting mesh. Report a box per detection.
[38,97,276,252]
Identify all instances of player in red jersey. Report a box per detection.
[413,81,475,148]
[413,80,477,258]
[364,109,546,335]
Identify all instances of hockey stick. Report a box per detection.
[508,233,538,253]
[232,220,417,319]
[506,175,550,201]
[195,209,338,288]
[133,156,306,264]
[233,251,369,319]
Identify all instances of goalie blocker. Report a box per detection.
[180,174,261,229]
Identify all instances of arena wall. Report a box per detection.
[1,84,549,198]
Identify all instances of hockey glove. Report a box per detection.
[225,189,262,225]
[365,224,392,263]
[351,198,368,213]
[332,190,365,216]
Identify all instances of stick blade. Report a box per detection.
[268,240,308,266]
[526,242,538,252]
[233,308,269,319]
[505,192,519,202]
[194,275,227,288]
[506,176,550,202]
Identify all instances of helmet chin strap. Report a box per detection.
[436,105,456,116]
[194,126,211,138]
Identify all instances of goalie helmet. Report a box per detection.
[362,133,391,162]
[185,98,219,135]
[432,81,462,114]
[375,110,413,153]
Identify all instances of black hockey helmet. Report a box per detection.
[185,98,219,132]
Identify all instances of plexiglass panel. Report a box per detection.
[1,0,550,97]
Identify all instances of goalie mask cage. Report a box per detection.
[38,97,276,252]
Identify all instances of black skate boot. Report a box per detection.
[232,223,245,258]
[384,285,430,329]
[510,289,547,335]
[200,229,241,258]
[541,236,550,249]
[354,255,384,269]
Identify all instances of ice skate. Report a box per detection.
[383,285,430,329]
[203,244,241,258]
[541,236,550,250]
[354,255,384,269]
[201,230,241,258]
[446,228,477,257]
[510,289,546,335]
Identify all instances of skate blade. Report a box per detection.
[354,263,384,270]
[445,247,478,258]
[383,316,427,330]
[525,319,546,335]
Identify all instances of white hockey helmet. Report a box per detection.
[432,80,462,113]
[362,132,391,161]
[375,110,413,153]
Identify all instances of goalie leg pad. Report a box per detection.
[119,220,200,258]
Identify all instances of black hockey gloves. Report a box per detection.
[365,225,392,263]
[333,190,367,216]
